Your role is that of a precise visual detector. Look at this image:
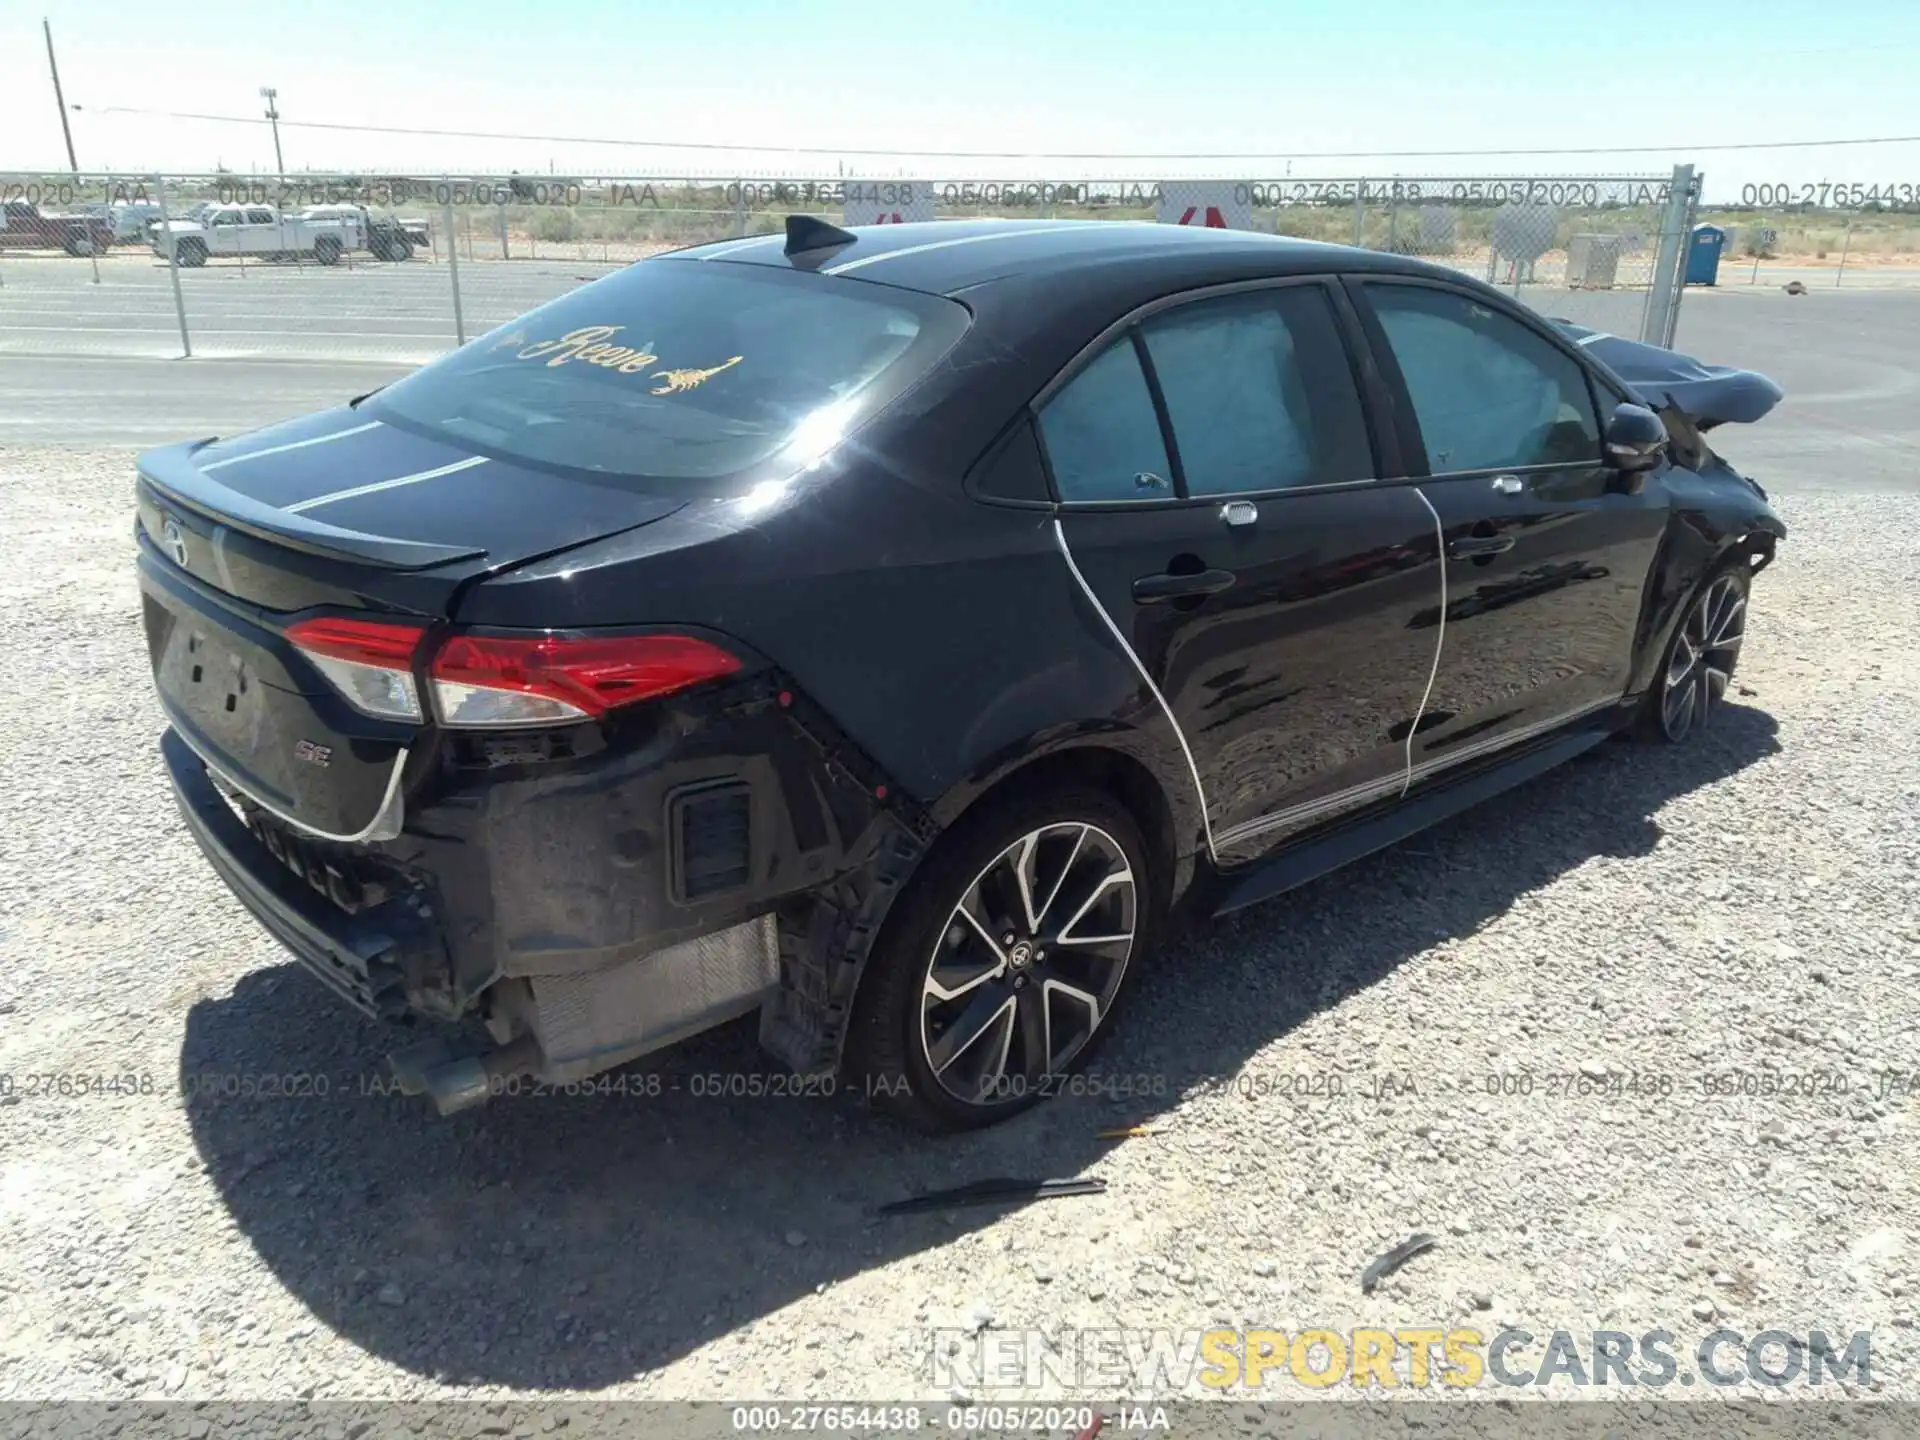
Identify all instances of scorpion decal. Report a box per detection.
[649,355,744,395]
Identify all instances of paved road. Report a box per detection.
[1674,287,1920,496]
[1705,260,1920,290]
[0,253,613,364]
[0,354,414,447]
[3,262,1914,495]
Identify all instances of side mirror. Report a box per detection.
[1604,401,1668,473]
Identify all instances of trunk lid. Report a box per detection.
[137,409,687,838]
[137,408,688,613]
[141,554,413,841]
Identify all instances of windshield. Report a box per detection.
[369,259,968,484]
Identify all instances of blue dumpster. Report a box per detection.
[1685,225,1726,286]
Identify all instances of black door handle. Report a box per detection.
[1132,568,1236,604]
[1445,534,1516,561]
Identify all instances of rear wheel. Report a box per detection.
[1637,561,1751,744]
[848,787,1156,1132]
[174,238,207,268]
[314,235,342,266]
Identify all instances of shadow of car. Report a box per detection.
[179,705,1778,1388]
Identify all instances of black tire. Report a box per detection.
[388,236,413,262]
[175,238,207,268]
[1634,557,1752,744]
[313,235,342,267]
[847,785,1159,1133]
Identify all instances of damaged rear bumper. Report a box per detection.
[165,727,431,1021]
[159,668,917,1110]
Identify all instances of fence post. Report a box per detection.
[84,178,102,286]
[1835,219,1852,288]
[1352,185,1364,248]
[1641,163,1694,346]
[442,195,467,347]
[733,182,747,239]
[1666,168,1699,347]
[153,173,192,359]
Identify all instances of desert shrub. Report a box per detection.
[529,208,581,244]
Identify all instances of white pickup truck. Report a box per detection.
[149,203,361,267]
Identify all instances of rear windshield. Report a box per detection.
[368,259,968,483]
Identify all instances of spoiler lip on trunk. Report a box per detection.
[138,439,485,572]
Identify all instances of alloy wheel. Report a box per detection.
[1661,571,1746,742]
[918,822,1136,1106]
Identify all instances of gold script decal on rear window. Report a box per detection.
[517,325,662,375]
[510,324,744,390]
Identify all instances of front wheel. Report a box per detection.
[1637,561,1751,744]
[174,238,207,268]
[848,787,1156,1132]
[313,235,342,266]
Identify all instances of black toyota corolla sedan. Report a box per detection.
[137,217,1784,1131]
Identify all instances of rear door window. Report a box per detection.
[1364,283,1601,473]
[1036,341,1175,502]
[1138,287,1372,495]
[368,260,969,485]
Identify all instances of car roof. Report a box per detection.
[661,218,1443,296]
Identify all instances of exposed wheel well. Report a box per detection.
[1732,527,1778,576]
[942,746,1181,907]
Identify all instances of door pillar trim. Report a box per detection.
[1402,486,1449,798]
[1051,517,1218,864]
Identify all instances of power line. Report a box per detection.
[1741,39,1920,57]
[74,105,1920,161]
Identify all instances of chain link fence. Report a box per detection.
[1690,180,1920,291]
[0,167,1713,364]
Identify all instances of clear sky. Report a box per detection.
[5,0,1918,199]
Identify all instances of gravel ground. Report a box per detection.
[1,445,1916,1414]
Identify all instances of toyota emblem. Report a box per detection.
[161,517,189,567]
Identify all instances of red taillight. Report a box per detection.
[429,632,742,728]
[286,617,740,730]
[285,616,427,667]
[286,615,427,722]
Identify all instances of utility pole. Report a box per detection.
[260,86,285,177]
[44,19,80,173]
